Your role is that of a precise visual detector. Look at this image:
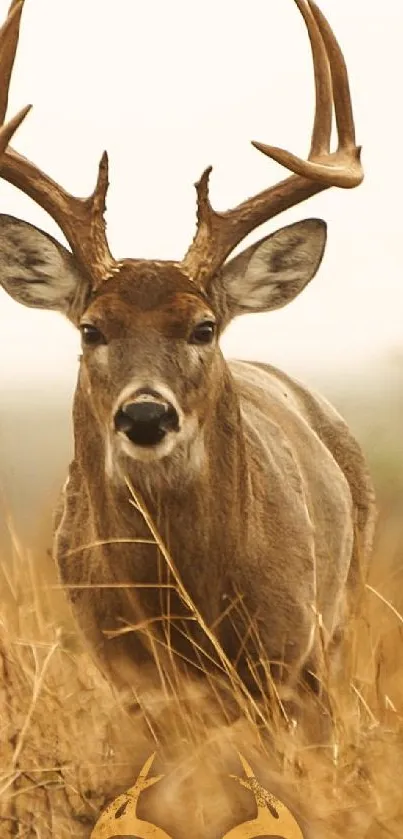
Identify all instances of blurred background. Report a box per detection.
[0,0,402,551]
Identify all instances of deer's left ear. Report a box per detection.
[218,219,327,320]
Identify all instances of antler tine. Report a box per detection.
[0,0,23,124]
[253,0,334,169]
[309,0,357,150]
[182,0,363,287]
[257,0,361,178]
[0,105,30,156]
[295,0,333,157]
[0,0,31,154]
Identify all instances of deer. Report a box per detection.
[0,0,376,709]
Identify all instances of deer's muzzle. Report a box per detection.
[114,391,180,448]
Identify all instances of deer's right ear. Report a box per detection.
[0,215,89,320]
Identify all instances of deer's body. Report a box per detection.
[54,353,374,693]
[0,1,375,700]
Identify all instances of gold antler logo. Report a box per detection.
[91,752,304,839]
[222,753,304,839]
[90,752,172,838]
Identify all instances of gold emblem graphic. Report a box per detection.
[91,751,304,839]
[90,752,170,838]
[222,753,304,839]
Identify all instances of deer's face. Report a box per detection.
[0,213,327,475]
[77,261,226,466]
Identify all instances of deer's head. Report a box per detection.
[0,0,363,476]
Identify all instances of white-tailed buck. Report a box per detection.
[0,0,375,702]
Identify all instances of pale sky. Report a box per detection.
[0,0,402,394]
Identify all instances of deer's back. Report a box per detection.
[229,359,376,579]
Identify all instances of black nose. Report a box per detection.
[114,400,179,447]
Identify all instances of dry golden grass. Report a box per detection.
[1,483,403,838]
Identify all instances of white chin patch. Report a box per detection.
[105,409,202,482]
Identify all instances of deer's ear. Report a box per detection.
[219,219,327,320]
[0,215,88,319]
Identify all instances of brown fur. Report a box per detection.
[49,258,376,700]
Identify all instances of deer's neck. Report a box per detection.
[72,369,249,559]
[62,373,252,644]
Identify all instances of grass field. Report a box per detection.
[0,367,402,838]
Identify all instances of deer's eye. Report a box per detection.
[80,323,106,346]
[188,320,216,345]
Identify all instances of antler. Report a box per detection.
[182,0,363,286]
[0,0,361,291]
[221,754,304,839]
[0,1,117,287]
[90,752,173,839]
[0,0,31,155]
